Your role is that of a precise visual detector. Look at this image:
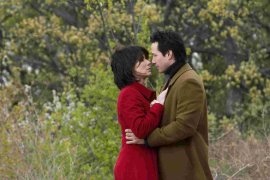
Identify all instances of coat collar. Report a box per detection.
[130,82,156,101]
[162,63,193,90]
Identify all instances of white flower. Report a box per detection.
[24,84,31,93]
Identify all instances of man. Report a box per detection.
[125,31,213,180]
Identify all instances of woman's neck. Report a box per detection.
[137,78,146,85]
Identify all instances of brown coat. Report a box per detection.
[147,64,213,180]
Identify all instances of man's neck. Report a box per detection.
[161,61,185,90]
[164,61,186,78]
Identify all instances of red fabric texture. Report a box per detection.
[114,82,164,180]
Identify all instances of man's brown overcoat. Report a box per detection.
[147,63,213,180]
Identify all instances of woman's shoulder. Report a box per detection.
[118,85,143,106]
[119,85,140,97]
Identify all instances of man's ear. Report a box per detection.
[167,50,174,60]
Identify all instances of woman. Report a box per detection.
[111,46,167,180]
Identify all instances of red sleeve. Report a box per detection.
[119,88,164,139]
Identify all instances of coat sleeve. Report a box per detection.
[147,79,204,147]
[119,88,164,139]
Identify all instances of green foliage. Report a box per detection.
[45,65,120,178]
[0,0,270,179]
[200,60,270,138]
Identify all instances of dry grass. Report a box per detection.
[210,130,270,180]
[1,84,270,179]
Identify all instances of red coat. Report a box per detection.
[114,82,164,180]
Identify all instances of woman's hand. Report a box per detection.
[156,88,168,105]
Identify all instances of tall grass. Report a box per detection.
[1,83,269,179]
[210,130,270,179]
[0,84,82,179]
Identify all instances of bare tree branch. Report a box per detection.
[228,163,255,179]
[96,0,112,55]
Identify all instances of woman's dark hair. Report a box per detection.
[111,45,149,89]
[150,30,186,63]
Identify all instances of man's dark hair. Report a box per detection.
[150,30,186,63]
[111,45,149,89]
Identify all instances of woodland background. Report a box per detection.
[0,0,270,179]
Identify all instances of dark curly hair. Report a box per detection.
[111,46,149,89]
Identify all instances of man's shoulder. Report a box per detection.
[174,70,204,90]
[177,69,200,82]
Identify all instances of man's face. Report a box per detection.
[151,42,174,73]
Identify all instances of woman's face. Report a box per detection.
[134,57,152,80]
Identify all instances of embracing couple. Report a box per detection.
[111,30,213,180]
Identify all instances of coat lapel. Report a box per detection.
[161,63,193,91]
[130,82,156,101]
